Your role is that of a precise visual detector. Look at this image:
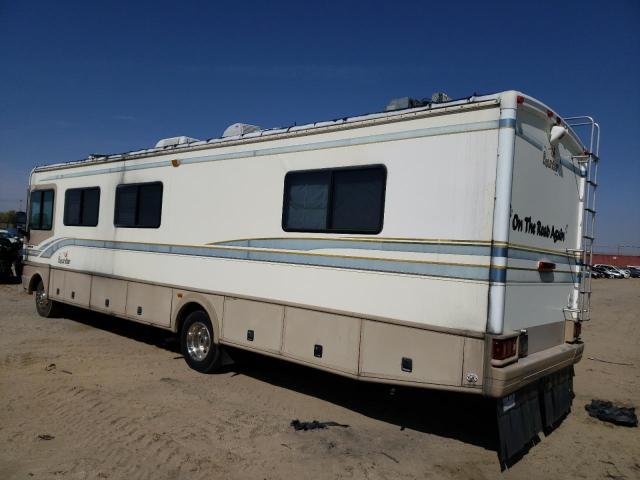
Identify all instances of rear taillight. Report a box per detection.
[492,337,518,361]
[538,261,556,272]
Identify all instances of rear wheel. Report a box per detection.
[180,310,222,373]
[35,279,61,318]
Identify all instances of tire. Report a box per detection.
[0,263,10,279]
[180,310,222,373]
[35,279,61,318]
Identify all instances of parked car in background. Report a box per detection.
[608,269,625,279]
[613,267,631,278]
[594,264,626,279]
[627,266,640,278]
[0,230,20,244]
[593,265,623,279]
[0,235,22,278]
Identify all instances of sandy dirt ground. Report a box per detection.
[0,279,638,479]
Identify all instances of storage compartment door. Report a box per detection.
[90,276,127,315]
[64,271,92,307]
[49,269,65,300]
[283,307,361,374]
[359,321,464,386]
[222,298,284,353]
[125,282,172,327]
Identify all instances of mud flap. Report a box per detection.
[496,367,574,468]
[496,383,542,467]
[540,366,574,433]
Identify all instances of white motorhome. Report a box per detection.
[21,90,599,461]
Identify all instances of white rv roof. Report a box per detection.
[32,91,585,173]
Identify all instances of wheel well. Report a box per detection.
[28,274,42,294]
[174,302,207,334]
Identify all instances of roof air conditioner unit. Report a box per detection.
[222,123,262,138]
[155,136,200,149]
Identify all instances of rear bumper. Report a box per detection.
[484,341,584,398]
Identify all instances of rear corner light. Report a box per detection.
[538,261,556,272]
[518,330,528,357]
[492,337,518,361]
[516,95,525,104]
[547,109,554,118]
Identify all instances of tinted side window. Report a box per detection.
[114,182,163,228]
[137,183,163,228]
[283,165,386,234]
[284,170,331,231]
[331,168,386,233]
[29,189,55,230]
[29,191,43,230]
[82,188,100,226]
[64,189,82,225]
[41,190,54,230]
[114,185,137,226]
[64,187,100,226]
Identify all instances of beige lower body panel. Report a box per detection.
[283,307,361,375]
[360,321,463,386]
[125,282,172,327]
[484,342,584,398]
[21,262,50,293]
[63,272,92,307]
[90,276,127,315]
[21,264,582,397]
[222,298,284,353]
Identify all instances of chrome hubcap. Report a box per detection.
[36,289,49,308]
[186,321,211,362]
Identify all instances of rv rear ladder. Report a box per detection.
[564,116,600,322]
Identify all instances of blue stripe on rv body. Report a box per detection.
[40,237,492,281]
[40,119,501,181]
[40,236,573,265]
[489,268,507,283]
[225,239,573,265]
[38,237,572,284]
[498,118,516,129]
[219,238,492,257]
[503,247,573,265]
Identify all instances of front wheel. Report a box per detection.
[180,310,222,373]
[35,279,61,318]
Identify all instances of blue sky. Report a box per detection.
[1,0,638,249]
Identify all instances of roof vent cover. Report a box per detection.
[431,92,452,103]
[155,136,200,149]
[385,97,423,111]
[385,92,453,111]
[222,123,262,138]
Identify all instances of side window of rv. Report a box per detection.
[283,165,386,234]
[64,187,100,226]
[29,189,55,230]
[114,182,163,228]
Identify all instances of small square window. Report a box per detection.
[64,187,100,227]
[114,182,163,228]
